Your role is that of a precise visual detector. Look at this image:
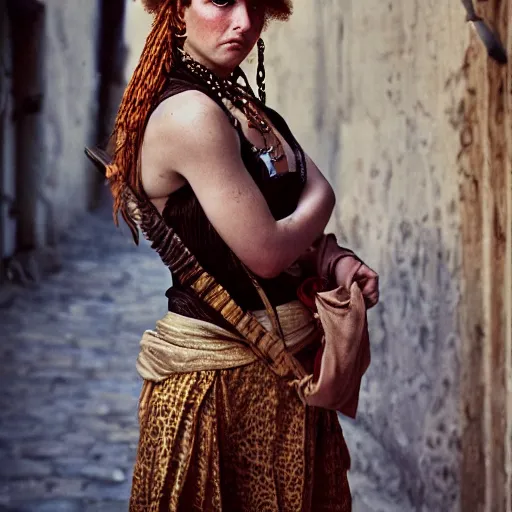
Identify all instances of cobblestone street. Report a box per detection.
[0,197,170,511]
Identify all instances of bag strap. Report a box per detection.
[85,146,304,380]
[241,264,285,339]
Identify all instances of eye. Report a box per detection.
[211,0,235,6]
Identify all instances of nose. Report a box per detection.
[232,1,252,33]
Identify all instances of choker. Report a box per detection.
[176,49,285,168]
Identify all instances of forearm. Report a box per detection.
[283,178,334,249]
[295,233,360,282]
[260,178,335,277]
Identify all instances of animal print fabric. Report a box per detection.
[129,360,352,511]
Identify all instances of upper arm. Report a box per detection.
[142,91,287,278]
[264,104,335,202]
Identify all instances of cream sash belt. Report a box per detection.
[136,300,320,382]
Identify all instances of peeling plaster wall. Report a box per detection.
[263,2,511,510]
[260,3,468,509]
[0,0,102,282]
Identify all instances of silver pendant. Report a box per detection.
[258,150,278,177]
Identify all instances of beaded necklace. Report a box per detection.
[177,49,286,173]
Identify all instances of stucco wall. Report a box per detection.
[125,0,153,80]
[0,0,103,283]
[41,0,101,233]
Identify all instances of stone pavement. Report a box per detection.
[0,197,407,512]
[0,198,170,511]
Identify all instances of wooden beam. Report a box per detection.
[459,0,511,509]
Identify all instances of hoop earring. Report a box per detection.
[257,38,266,105]
[174,27,187,38]
[173,16,187,39]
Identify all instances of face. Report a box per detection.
[181,0,266,77]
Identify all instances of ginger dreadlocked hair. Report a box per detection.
[107,0,292,240]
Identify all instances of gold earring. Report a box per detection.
[175,27,187,38]
[173,16,187,38]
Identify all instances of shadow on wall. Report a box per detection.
[341,221,460,511]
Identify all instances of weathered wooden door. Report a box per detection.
[8,0,47,252]
[0,0,17,282]
[458,1,511,510]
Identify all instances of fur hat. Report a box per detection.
[140,0,292,22]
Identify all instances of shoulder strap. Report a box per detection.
[134,188,304,379]
[242,265,285,340]
[84,146,304,380]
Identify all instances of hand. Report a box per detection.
[353,263,379,309]
[334,256,379,309]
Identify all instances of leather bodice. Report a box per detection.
[152,64,308,325]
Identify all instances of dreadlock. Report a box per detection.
[107,0,293,240]
[106,0,184,240]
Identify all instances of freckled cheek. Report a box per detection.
[197,11,227,36]
[193,19,227,49]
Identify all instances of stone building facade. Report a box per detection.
[0,0,125,287]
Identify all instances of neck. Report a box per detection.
[176,48,259,106]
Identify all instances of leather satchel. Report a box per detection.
[294,233,371,417]
[296,279,370,418]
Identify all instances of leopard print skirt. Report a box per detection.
[129,360,352,511]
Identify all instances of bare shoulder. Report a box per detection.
[144,89,239,158]
[140,88,242,203]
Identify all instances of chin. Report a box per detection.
[218,51,250,72]
[211,59,243,77]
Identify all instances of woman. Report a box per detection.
[101,0,379,510]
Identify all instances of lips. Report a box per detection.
[223,39,245,47]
